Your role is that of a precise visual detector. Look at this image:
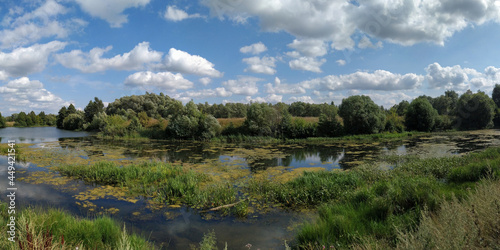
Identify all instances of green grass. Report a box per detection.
[0,202,153,249]
[245,147,500,248]
[56,161,247,216]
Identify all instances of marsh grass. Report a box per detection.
[0,202,153,250]
[248,147,500,248]
[56,161,249,216]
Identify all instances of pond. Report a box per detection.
[0,127,93,143]
[2,128,500,248]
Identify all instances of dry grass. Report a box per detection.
[395,179,500,250]
[6,121,15,127]
[217,118,245,128]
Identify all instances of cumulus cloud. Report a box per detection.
[222,76,261,96]
[199,77,212,85]
[75,0,150,27]
[155,48,223,77]
[55,42,162,73]
[243,56,277,75]
[287,39,328,57]
[0,41,66,78]
[336,59,346,66]
[358,36,383,49]
[240,42,268,54]
[426,62,500,90]
[164,5,202,22]
[173,87,232,101]
[0,0,86,48]
[289,57,326,73]
[124,71,193,90]
[0,77,69,113]
[245,94,283,103]
[265,77,306,94]
[202,0,500,50]
[301,70,424,91]
[288,95,315,104]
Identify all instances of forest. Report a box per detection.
[3,85,500,140]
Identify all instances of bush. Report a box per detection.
[339,95,386,135]
[405,98,438,132]
[63,113,84,130]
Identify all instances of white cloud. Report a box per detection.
[358,36,383,49]
[75,0,150,28]
[301,70,424,91]
[287,39,328,57]
[124,71,193,90]
[164,5,202,22]
[288,96,315,104]
[426,62,500,90]
[0,41,66,78]
[156,48,223,77]
[243,56,277,75]
[173,87,232,100]
[240,42,268,54]
[0,77,69,114]
[203,0,500,50]
[222,76,261,96]
[0,0,86,48]
[199,77,212,85]
[289,57,326,73]
[265,77,306,95]
[365,92,414,109]
[55,42,162,73]
[336,59,346,66]
[245,94,283,103]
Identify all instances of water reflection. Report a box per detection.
[0,127,93,143]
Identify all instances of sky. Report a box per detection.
[1,0,500,115]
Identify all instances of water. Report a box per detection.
[3,128,500,248]
[0,127,92,143]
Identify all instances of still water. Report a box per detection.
[2,127,500,248]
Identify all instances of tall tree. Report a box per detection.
[84,97,105,123]
[56,106,68,129]
[339,95,386,135]
[456,90,495,130]
[405,98,438,132]
[0,112,6,128]
[492,84,500,108]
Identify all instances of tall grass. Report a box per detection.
[0,202,153,249]
[56,161,247,216]
[247,147,500,248]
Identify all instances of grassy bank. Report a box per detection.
[247,147,500,248]
[0,202,153,249]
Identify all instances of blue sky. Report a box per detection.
[1,0,500,115]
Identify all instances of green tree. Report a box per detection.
[405,98,438,132]
[0,112,6,128]
[67,104,77,114]
[456,90,495,130]
[56,106,68,129]
[15,112,28,127]
[395,100,410,116]
[84,97,105,123]
[63,113,84,130]
[492,84,500,108]
[317,107,343,137]
[244,103,277,136]
[339,95,386,135]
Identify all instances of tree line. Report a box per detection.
[0,111,56,128]
[4,85,500,139]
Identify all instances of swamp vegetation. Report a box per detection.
[1,129,500,249]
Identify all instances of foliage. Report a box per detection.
[384,110,405,133]
[405,97,439,132]
[244,103,277,136]
[62,113,85,131]
[456,90,495,130]
[106,92,175,118]
[166,101,221,140]
[317,108,343,137]
[84,97,105,124]
[0,112,6,128]
[492,84,500,108]
[339,95,386,135]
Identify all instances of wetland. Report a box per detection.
[2,127,500,249]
